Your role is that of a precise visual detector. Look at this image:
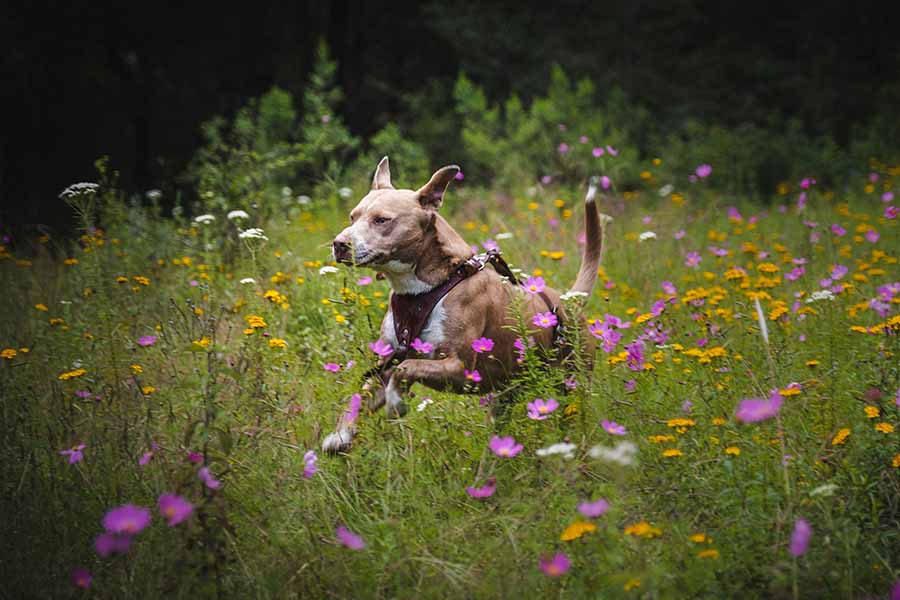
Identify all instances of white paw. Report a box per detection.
[322,429,354,454]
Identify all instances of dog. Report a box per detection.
[323,157,607,453]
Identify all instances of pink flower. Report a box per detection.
[411,338,433,354]
[695,164,712,178]
[345,393,362,425]
[465,476,496,499]
[455,170,465,181]
[482,239,499,252]
[886,206,898,220]
[735,392,783,423]
[198,466,222,489]
[103,504,151,535]
[522,276,546,294]
[356,276,372,286]
[472,337,495,353]
[188,451,204,463]
[662,280,677,295]
[601,420,626,435]
[539,552,571,577]
[368,339,393,357]
[137,335,157,347]
[71,568,92,589]
[592,147,605,157]
[865,229,880,243]
[94,533,131,557]
[541,175,553,185]
[533,311,558,328]
[578,135,589,144]
[577,498,609,518]
[882,191,895,203]
[60,443,85,464]
[138,451,154,466]
[158,493,193,526]
[558,143,569,154]
[323,362,340,372]
[830,264,848,280]
[789,518,812,556]
[303,450,318,478]
[600,176,611,190]
[489,435,523,457]
[336,525,365,550]
[625,379,636,392]
[606,145,618,156]
[465,369,482,383]
[831,224,846,236]
[674,229,686,239]
[527,398,559,420]
[800,177,816,189]
[684,252,701,267]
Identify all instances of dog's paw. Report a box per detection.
[322,429,354,454]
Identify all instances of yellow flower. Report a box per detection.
[757,262,779,273]
[689,533,708,543]
[779,386,801,397]
[560,521,597,541]
[624,578,641,591]
[58,368,87,380]
[712,417,726,426]
[335,314,347,324]
[192,337,211,350]
[874,422,894,434]
[49,318,65,326]
[697,549,720,559]
[864,406,880,419]
[245,315,267,329]
[64,258,79,265]
[132,276,150,286]
[141,385,156,395]
[831,428,851,446]
[130,364,143,375]
[1,348,17,359]
[268,338,287,349]
[115,276,128,283]
[624,521,662,538]
[805,360,820,367]
[662,448,683,457]
[725,446,740,456]
[35,303,48,312]
[243,328,255,335]
[648,434,676,444]
[892,454,900,468]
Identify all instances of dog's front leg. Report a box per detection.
[387,356,469,415]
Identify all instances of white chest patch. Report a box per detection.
[381,297,447,356]
[382,260,436,295]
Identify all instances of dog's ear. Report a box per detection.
[416,165,460,211]
[371,156,393,190]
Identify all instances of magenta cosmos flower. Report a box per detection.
[735,392,783,423]
[527,398,559,420]
[600,175,611,190]
[601,420,627,435]
[695,164,712,178]
[886,205,898,220]
[336,525,365,550]
[684,251,701,267]
[368,339,393,357]
[592,147,604,157]
[465,476,496,499]
[303,450,318,478]
[103,504,151,535]
[94,533,131,557]
[472,337,494,353]
[522,276,546,294]
[489,435,523,458]
[137,335,157,347]
[344,393,362,425]
[539,552,571,577]
[465,369,482,383]
[198,466,222,489]
[789,518,812,557]
[60,443,86,464]
[411,338,433,353]
[158,494,193,526]
[323,362,340,372]
[533,311,558,328]
[577,498,610,518]
[356,276,372,286]
[71,568,92,589]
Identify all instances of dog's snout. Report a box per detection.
[332,239,351,262]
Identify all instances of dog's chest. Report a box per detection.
[382,297,447,354]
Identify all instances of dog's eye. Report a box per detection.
[373,216,391,225]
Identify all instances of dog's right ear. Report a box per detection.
[417,165,460,211]
[371,156,393,190]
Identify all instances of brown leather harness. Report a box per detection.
[365,249,566,381]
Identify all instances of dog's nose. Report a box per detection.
[332,240,351,262]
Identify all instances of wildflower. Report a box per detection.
[892,454,900,468]
[94,533,131,557]
[71,568,92,589]
[239,228,268,241]
[539,552,570,577]
[639,231,657,242]
[103,504,151,535]
[735,392,783,423]
[789,518,812,557]
[139,451,154,466]
[674,229,686,239]
[536,442,577,458]
[588,441,637,466]
[624,521,662,538]
[411,338,433,354]
[886,206,898,220]
[662,448,683,457]
[59,182,99,199]
[60,443,86,464]
[592,147,605,157]
[158,494,193,526]
[831,428,850,446]
[724,446,740,456]
[35,303,48,311]
[465,369,482,383]
[685,252,701,267]
[465,477,496,499]
[560,521,597,541]
[194,214,215,225]
[357,276,372,286]
[489,435,523,458]
[319,265,339,275]
[227,209,249,220]
[864,406,880,419]
[697,549,720,559]
[198,466,222,489]
[690,533,708,543]
[602,420,627,435]
[577,498,609,518]
[624,578,641,591]
[303,450,318,478]
[527,398,559,420]
[522,276,546,295]
[472,337,494,353]
[1,348,16,360]
[240,277,256,284]
[323,362,340,373]
[875,422,895,434]
[532,311,558,328]
[695,164,712,178]
[137,335,157,347]
[369,339,393,357]
[806,289,835,303]
[141,385,156,395]
[58,368,87,381]
[336,525,365,550]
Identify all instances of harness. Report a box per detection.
[365,249,567,381]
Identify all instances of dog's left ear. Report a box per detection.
[416,165,460,211]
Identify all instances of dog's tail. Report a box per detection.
[568,178,610,295]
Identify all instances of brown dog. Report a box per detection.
[323,157,607,452]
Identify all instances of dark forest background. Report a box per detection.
[3,0,899,233]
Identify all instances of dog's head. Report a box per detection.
[332,157,459,268]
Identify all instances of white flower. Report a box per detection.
[145,189,162,201]
[639,231,657,242]
[338,187,353,198]
[806,290,835,303]
[536,442,577,459]
[318,266,339,275]
[658,184,674,197]
[809,483,839,497]
[59,182,99,199]
[416,397,434,412]
[238,228,268,241]
[281,186,292,197]
[227,209,249,220]
[588,441,638,466]
[297,195,311,205]
[194,214,215,225]
[560,290,589,301]
[496,232,514,240]
[239,277,256,285]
